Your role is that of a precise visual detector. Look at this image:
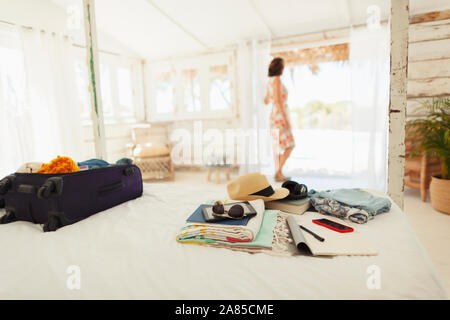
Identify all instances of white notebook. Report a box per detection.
[287,212,378,256]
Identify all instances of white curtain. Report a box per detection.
[0,27,84,176]
[349,24,390,191]
[237,39,272,175]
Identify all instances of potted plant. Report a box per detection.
[406,98,450,214]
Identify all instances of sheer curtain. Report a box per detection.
[236,38,272,175]
[349,24,390,191]
[0,26,85,177]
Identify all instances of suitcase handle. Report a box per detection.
[98,181,123,196]
[0,175,15,195]
[37,177,64,199]
[17,184,37,194]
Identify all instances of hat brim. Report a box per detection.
[232,187,289,202]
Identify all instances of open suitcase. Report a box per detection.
[0,164,143,232]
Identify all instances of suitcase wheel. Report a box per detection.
[43,215,62,232]
[0,210,16,224]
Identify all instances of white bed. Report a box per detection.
[0,183,447,299]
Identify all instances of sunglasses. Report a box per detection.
[212,200,245,219]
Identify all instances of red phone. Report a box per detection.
[312,218,354,233]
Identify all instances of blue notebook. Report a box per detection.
[186,205,250,226]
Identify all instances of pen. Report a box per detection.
[300,225,325,242]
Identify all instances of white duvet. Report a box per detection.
[0,183,447,299]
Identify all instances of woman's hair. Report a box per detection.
[268,57,284,77]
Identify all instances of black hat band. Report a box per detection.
[250,185,275,197]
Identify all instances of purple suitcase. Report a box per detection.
[0,164,143,232]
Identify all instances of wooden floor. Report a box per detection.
[404,187,450,293]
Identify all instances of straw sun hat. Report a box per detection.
[227,172,289,202]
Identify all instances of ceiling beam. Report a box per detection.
[248,0,276,38]
[144,0,208,49]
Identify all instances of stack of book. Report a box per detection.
[265,197,311,214]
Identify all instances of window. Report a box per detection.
[74,60,90,118]
[280,50,351,176]
[182,68,201,112]
[283,62,351,130]
[209,65,231,111]
[117,67,133,116]
[0,28,27,115]
[155,72,174,114]
[100,64,113,117]
[73,48,144,124]
[149,51,236,121]
[0,46,27,115]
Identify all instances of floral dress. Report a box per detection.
[266,77,295,153]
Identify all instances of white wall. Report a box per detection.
[0,0,68,32]
[407,16,450,119]
[0,0,139,56]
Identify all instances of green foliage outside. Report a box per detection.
[290,100,351,130]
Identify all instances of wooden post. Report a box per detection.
[83,0,107,159]
[388,0,409,209]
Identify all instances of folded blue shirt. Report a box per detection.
[309,188,391,223]
[78,158,133,170]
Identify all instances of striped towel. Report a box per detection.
[176,199,267,244]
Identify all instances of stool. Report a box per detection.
[206,166,231,184]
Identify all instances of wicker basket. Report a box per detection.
[134,156,174,181]
[430,176,450,214]
[129,124,175,181]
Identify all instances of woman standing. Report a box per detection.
[264,57,295,182]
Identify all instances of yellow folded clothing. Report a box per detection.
[38,156,80,174]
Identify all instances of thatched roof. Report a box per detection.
[272,43,349,74]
